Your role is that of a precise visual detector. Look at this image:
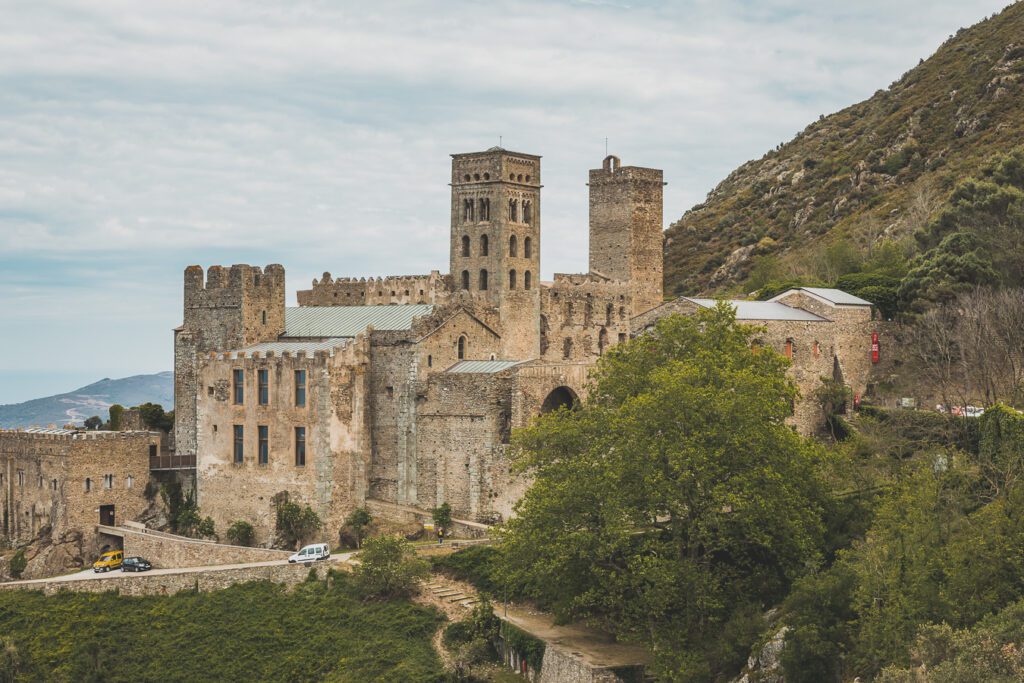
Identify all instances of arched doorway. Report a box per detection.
[540,386,579,414]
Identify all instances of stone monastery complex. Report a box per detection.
[2,147,877,554]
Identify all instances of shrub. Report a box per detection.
[431,502,452,535]
[226,520,256,547]
[341,507,372,549]
[8,550,26,579]
[431,546,503,596]
[197,517,216,540]
[275,496,322,549]
[354,535,430,599]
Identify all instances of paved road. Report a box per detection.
[1,553,355,588]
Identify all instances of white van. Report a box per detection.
[288,543,330,563]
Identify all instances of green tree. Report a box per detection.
[83,416,103,431]
[431,502,452,537]
[499,305,827,681]
[342,507,372,549]
[354,535,430,599]
[275,497,322,549]
[226,520,256,547]
[106,404,124,431]
[136,403,174,432]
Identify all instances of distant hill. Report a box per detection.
[0,372,173,429]
[664,2,1024,296]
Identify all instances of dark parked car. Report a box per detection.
[121,557,152,572]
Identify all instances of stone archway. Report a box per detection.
[540,386,579,414]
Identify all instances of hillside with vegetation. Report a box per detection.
[664,2,1024,310]
[0,574,444,682]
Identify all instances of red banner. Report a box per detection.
[871,331,880,364]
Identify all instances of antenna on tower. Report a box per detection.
[499,135,502,148]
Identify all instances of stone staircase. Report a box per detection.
[424,578,481,610]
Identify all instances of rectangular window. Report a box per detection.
[258,425,269,465]
[233,369,245,405]
[103,474,113,490]
[295,370,306,407]
[233,425,244,463]
[295,427,306,467]
[258,368,269,405]
[17,470,24,487]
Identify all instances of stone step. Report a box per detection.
[446,594,469,602]
[459,599,479,607]
[434,590,461,597]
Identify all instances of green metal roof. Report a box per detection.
[283,305,434,338]
[446,360,525,374]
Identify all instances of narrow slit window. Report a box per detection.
[233,425,244,463]
[524,271,532,290]
[524,237,532,258]
[479,269,488,291]
[509,269,517,289]
[480,234,489,256]
[295,427,306,466]
[233,369,244,405]
[509,234,517,257]
[295,370,307,407]
[458,336,466,360]
[461,270,470,290]
[461,235,470,257]
[258,425,269,465]
[258,368,269,405]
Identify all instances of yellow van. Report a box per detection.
[93,550,123,573]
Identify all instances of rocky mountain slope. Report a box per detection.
[664,2,1024,296]
[0,372,173,429]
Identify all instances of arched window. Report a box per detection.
[784,338,795,359]
[524,237,532,258]
[427,355,433,368]
[524,271,532,290]
[480,234,489,256]
[523,200,532,225]
[457,336,467,360]
[461,270,470,290]
[479,269,488,291]
[509,234,517,257]
[479,198,490,221]
[461,235,470,257]
[463,199,474,222]
[509,199,518,222]
[509,269,517,289]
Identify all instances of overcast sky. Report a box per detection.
[0,0,1012,404]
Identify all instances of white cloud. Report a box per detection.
[0,0,1012,400]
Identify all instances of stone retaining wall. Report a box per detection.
[101,526,292,569]
[0,562,327,597]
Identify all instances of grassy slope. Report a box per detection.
[0,577,444,683]
[664,2,1024,296]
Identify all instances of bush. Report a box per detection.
[226,520,256,547]
[431,502,452,535]
[8,550,26,579]
[431,546,503,596]
[354,535,430,599]
[275,496,322,549]
[341,507,372,549]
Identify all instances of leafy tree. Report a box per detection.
[431,502,452,537]
[275,496,322,549]
[83,416,103,431]
[106,404,124,431]
[342,507,372,549]
[136,403,174,432]
[196,517,217,540]
[8,550,26,580]
[499,305,827,680]
[226,520,256,547]
[353,535,429,599]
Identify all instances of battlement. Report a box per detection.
[0,429,159,443]
[184,264,285,307]
[588,156,664,185]
[297,271,453,307]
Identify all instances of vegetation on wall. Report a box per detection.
[226,520,256,547]
[0,577,445,682]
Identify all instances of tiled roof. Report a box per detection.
[686,298,828,322]
[446,360,525,374]
[786,287,873,306]
[282,305,434,338]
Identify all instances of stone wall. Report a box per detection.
[0,431,158,551]
[0,561,326,596]
[296,271,453,307]
[537,647,644,683]
[175,264,286,455]
[540,275,632,362]
[195,336,371,546]
[108,526,291,568]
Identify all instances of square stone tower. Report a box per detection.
[588,155,664,316]
[450,148,541,359]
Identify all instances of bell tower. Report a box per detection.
[450,147,541,359]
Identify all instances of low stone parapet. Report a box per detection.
[97,525,292,568]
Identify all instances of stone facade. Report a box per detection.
[171,148,876,547]
[0,430,159,560]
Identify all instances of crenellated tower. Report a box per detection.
[449,148,541,359]
[173,264,285,455]
[588,155,664,316]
